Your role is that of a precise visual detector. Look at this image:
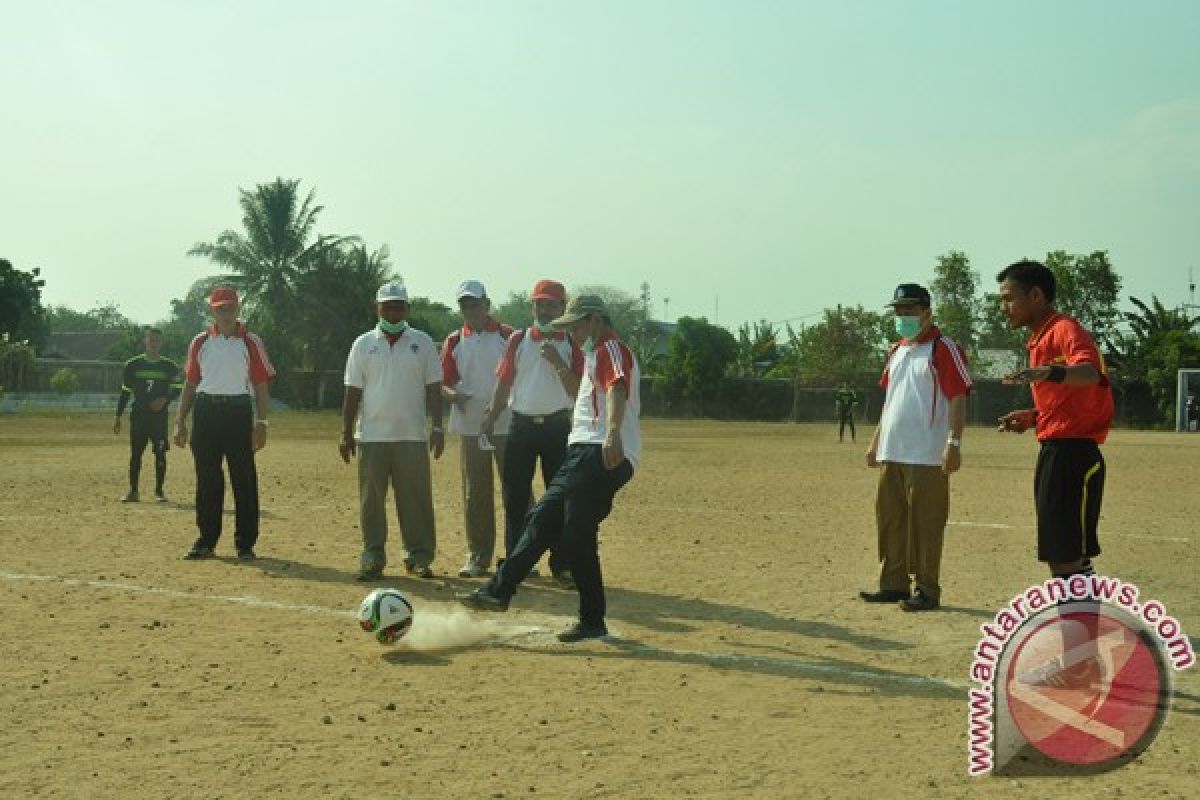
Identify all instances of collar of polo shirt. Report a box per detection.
[463,318,502,336]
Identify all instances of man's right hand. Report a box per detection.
[339,434,355,463]
[173,422,188,448]
[998,409,1036,434]
[113,418,121,434]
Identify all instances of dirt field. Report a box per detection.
[1,412,1197,799]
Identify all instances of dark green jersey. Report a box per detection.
[835,388,858,414]
[117,355,180,417]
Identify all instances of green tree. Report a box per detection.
[662,316,739,415]
[735,320,779,376]
[573,284,652,364]
[0,335,37,392]
[930,250,980,353]
[44,303,136,333]
[0,259,47,347]
[407,297,459,343]
[491,291,533,328]
[1115,295,1200,424]
[1045,250,1123,347]
[49,367,81,395]
[187,178,359,368]
[791,305,891,385]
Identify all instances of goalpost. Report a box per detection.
[1177,369,1200,432]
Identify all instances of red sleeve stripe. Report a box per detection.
[569,340,585,376]
[245,332,276,384]
[441,330,462,386]
[184,333,206,384]
[495,329,523,385]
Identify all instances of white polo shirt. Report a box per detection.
[184,324,275,395]
[569,333,642,471]
[344,327,441,443]
[441,320,512,436]
[876,327,972,466]
[495,327,584,416]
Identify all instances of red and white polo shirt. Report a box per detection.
[495,327,584,416]
[184,323,275,396]
[1027,312,1113,444]
[569,332,641,471]
[876,325,971,466]
[441,319,513,436]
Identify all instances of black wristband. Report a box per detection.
[1046,365,1067,383]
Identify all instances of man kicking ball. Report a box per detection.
[458,294,641,642]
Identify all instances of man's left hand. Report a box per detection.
[942,444,961,475]
[602,434,624,470]
[253,422,268,452]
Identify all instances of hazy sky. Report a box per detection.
[4,1,1199,331]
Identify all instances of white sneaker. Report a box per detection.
[458,564,487,578]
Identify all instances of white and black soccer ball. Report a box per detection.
[357,588,414,644]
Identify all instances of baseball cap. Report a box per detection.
[531,279,566,303]
[457,280,487,301]
[376,281,408,303]
[887,283,932,307]
[550,294,606,327]
[208,287,239,309]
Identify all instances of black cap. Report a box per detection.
[887,283,931,307]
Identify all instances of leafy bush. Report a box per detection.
[49,367,81,395]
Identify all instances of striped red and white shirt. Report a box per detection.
[441,319,513,435]
[184,324,275,396]
[569,332,641,471]
[495,327,584,416]
[876,325,971,466]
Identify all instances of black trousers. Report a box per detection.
[838,412,856,441]
[500,410,570,572]
[487,444,633,626]
[129,409,169,492]
[190,396,259,550]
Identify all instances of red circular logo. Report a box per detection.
[1004,606,1169,768]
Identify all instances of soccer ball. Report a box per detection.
[357,588,414,644]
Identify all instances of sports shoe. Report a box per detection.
[185,541,214,560]
[899,589,939,612]
[356,565,384,582]
[457,588,509,612]
[557,621,608,642]
[121,490,139,503]
[237,548,257,562]
[413,565,434,579]
[859,589,909,603]
[154,491,168,503]
[458,564,487,578]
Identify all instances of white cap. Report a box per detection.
[456,279,487,300]
[376,281,408,303]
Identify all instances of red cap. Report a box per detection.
[208,287,239,309]
[531,279,565,302]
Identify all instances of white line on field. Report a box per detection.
[0,567,969,695]
[1,505,1189,544]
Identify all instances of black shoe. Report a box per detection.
[859,589,909,603]
[457,588,509,612]
[900,589,939,612]
[237,549,257,562]
[185,541,214,560]
[356,566,384,582]
[154,491,168,503]
[121,490,139,503]
[557,621,608,642]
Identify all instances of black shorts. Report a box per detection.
[131,410,170,454]
[1034,438,1104,563]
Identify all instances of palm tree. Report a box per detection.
[188,178,359,326]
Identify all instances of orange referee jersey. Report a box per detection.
[1027,312,1113,444]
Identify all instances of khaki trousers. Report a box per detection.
[459,434,508,571]
[875,461,949,602]
[357,441,437,571]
